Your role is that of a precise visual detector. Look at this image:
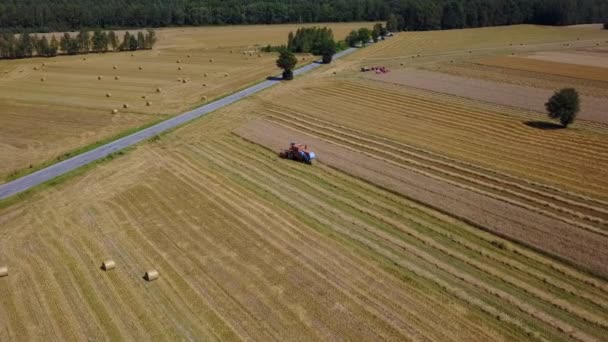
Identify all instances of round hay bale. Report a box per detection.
[202,83,207,87]
[33,66,39,70]
[182,79,187,83]
[249,52,253,56]
[209,58,214,63]
[42,62,46,67]
[178,66,183,70]
[230,50,233,53]
[98,76,103,80]
[142,95,147,99]
[242,51,246,55]
[400,63,404,66]
[146,101,151,106]
[114,76,120,80]
[224,73,229,77]
[83,57,87,61]
[106,93,112,98]
[177,60,181,64]
[156,88,162,93]
[123,104,129,109]
[111,109,118,114]
[203,73,208,77]
[0,266,7,277]
[101,260,115,271]
[138,66,143,70]
[258,54,262,57]
[187,54,191,58]
[40,77,46,82]
[177,78,182,82]
[131,53,134,56]
[113,65,117,70]
[144,270,159,281]
[202,96,208,101]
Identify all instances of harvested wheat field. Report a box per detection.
[350,24,608,60]
[524,51,608,68]
[479,56,608,82]
[0,22,369,181]
[427,60,608,99]
[369,68,608,124]
[242,75,608,276]
[1,98,608,340]
[2,24,608,341]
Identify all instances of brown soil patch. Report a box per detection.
[479,56,608,82]
[525,51,608,68]
[370,68,608,124]
[235,119,608,278]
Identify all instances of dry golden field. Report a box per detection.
[0,22,370,181]
[2,24,608,341]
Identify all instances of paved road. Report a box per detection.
[0,48,357,200]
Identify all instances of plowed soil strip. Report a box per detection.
[234,119,608,279]
[369,69,608,125]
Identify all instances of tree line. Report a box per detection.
[0,0,607,33]
[0,29,156,59]
[346,23,388,47]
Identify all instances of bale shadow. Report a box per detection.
[524,121,564,130]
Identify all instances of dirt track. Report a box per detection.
[370,69,608,124]
[235,119,608,278]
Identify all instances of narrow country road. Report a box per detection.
[0,48,357,200]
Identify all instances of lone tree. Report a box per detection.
[604,23,608,30]
[319,39,336,64]
[276,49,297,80]
[545,88,580,127]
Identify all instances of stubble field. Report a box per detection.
[0,22,369,181]
[1,24,608,341]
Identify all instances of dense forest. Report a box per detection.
[0,0,606,32]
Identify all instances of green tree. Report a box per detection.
[91,30,106,53]
[137,31,145,49]
[545,88,580,127]
[37,36,51,57]
[276,49,297,80]
[372,23,384,42]
[357,28,372,44]
[119,31,131,51]
[15,32,34,58]
[387,14,399,32]
[108,31,119,51]
[442,1,465,29]
[144,29,157,49]
[60,33,70,52]
[0,33,16,58]
[76,30,90,53]
[319,39,336,63]
[345,30,360,47]
[128,35,138,51]
[49,35,59,56]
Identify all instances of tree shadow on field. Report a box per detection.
[523,121,565,130]
[266,76,283,81]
